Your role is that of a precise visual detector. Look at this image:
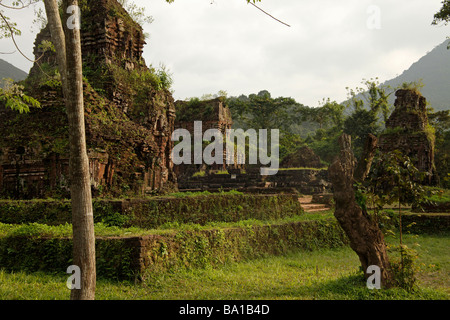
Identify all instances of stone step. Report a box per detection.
[298,196,313,204]
[305,207,331,213]
[298,196,332,213]
[301,204,328,209]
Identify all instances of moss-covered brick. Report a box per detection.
[0,194,303,228]
[0,219,348,280]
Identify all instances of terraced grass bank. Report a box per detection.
[0,191,448,283]
[0,192,339,280]
[0,218,349,280]
[1,233,448,300]
[0,192,302,228]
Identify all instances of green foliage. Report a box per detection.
[199,90,228,101]
[25,62,62,90]
[1,233,449,300]
[428,109,450,188]
[389,244,420,292]
[0,193,302,229]
[344,108,381,158]
[343,78,393,157]
[214,170,229,175]
[433,0,450,25]
[129,64,173,92]
[175,96,220,122]
[308,98,346,130]
[155,64,174,90]
[192,170,206,178]
[0,79,41,113]
[345,78,393,122]
[433,1,450,48]
[424,187,450,204]
[37,40,55,53]
[0,217,348,281]
[166,190,211,198]
[365,150,430,210]
[401,80,425,95]
[0,12,21,39]
[227,90,302,132]
[4,222,72,239]
[138,218,348,279]
[424,123,436,146]
[117,0,154,26]
[108,63,173,94]
[306,126,343,164]
[93,202,131,228]
[5,215,448,285]
[279,132,303,161]
[381,126,406,136]
[0,232,448,300]
[227,90,320,163]
[361,150,433,290]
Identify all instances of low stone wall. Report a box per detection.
[0,214,448,280]
[178,168,331,195]
[0,193,303,229]
[394,214,450,234]
[0,219,349,280]
[412,202,450,213]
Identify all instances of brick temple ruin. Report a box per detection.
[0,0,177,198]
[172,98,331,195]
[379,89,437,184]
[173,97,234,180]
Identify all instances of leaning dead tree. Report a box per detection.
[329,133,394,288]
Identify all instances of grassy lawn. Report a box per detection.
[0,233,448,300]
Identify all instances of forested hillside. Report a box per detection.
[381,40,450,112]
[0,59,27,86]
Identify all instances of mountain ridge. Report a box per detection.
[0,59,28,86]
[381,40,450,112]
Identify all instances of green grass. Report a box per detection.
[425,188,450,204]
[0,233,448,300]
[0,211,334,239]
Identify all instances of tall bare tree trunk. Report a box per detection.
[329,134,394,288]
[42,0,68,100]
[63,0,96,300]
[44,0,96,300]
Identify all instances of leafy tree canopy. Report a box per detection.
[0,78,40,113]
[227,90,303,132]
[433,0,450,25]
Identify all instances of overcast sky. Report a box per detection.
[1,0,449,107]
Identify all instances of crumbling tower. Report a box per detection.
[0,0,177,198]
[379,89,436,184]
[173,98,234,179]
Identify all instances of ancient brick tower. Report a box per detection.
[379,89,436,184]
[0,0,177,198]
[173,97,234,179]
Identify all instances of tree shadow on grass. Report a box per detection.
[313,271,448,300]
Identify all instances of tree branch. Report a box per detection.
[0,0,39,10]
[0,10,43,62]
[248,2,291,27]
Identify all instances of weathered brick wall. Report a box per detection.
[0,0,177,198]
[178,168,331,195]
[379,89,436,184]
[0,193,303,228]
[174,98,234,178]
